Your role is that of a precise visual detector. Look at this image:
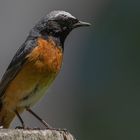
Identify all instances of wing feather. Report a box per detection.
[0,37,36,97]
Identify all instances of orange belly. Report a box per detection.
[3,37,63,111]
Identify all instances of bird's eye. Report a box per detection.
[63,26,67,30]
[50,31,53,35]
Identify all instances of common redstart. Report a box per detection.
[0,10,90,128]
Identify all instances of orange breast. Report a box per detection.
[26,37,63,73]
[3,37,63,111]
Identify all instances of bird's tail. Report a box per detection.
[0,104,15,128]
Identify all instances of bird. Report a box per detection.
[0,10,91,129]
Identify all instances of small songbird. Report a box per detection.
[0,10,90,128]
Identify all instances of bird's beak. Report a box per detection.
[73,21,91,28]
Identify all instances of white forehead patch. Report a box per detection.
[48,10,76,20]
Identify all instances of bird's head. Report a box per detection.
[31,10,91,46]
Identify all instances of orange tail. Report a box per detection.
[0,106,15,128]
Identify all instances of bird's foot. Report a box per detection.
[15,126,25,129]
[45,127,68,133]
[31,127,41,130]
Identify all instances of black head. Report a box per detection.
[30,11,91,46]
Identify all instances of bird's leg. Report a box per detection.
[15,110,25,129]
[26,108,67,132]
[26,107,52,129]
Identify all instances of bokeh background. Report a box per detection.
[0,0,140,140]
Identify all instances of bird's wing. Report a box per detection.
[0,38,36,97]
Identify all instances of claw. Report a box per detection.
[15,126,24,129]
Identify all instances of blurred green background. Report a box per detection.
[0,0,140,140]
